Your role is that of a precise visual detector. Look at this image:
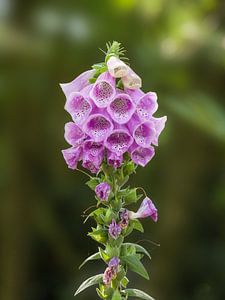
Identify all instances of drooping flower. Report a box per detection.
[90,71,116,108]
[122,67,142,90]
[151,116,167,146]
[119,209,129,229]
[82,148,104,173]
[107,150,123,169]
[95,182,111,201]
[105,129,133,155]
[133,121,156,147]
[136,92,158,121]
[83,140,104,157]
[107,93,135,124]
[130,144,155,167]
[64,122,86,146]
[60,69,95,98]
[106,56,129,78]
[83,114,113,142]
[62,146,82,170]
[109,219,121,239]
[129,197,158,222]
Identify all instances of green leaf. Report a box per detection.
[79,252,101,269]
[122,243,151,260]
[132,219,144,233]
[86,178,100,190]
[124,288,155,300]
[122,255,149,280]
[121,276,129,288]
[123,160,136,176]
[99,247,110,263]
[74,274,103,296]
[123,188,138,205]
[112,290,122,300]
[88,228,108,244]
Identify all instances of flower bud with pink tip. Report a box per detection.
[129,197,158,222]
[90,71,116,108]
[106,56,129,78]
[122,67,142,90]
[107,93,135,124]
[95,182,111,202]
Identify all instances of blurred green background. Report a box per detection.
[1,0,225,299]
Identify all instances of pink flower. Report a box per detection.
[130,144,155,167]
[107,150,123,169]
[136,92,158,121]
[62,146,82,170]
[129,197,158,222]
[151,116,167,146]
[90,71,116,108]
[105,129,133,155]
[60,69,95,98]
[64,91,92,125]
[64,122,86,146]
[107,93,135,124]
[83,113,113,142]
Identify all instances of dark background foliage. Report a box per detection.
[0,0,225,299]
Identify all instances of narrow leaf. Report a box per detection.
[74,274,103,296]
[124,288,155,300]
[79,252,101,269]
[132,219,144,233]
[123,243,151,260]
[122,255,149,280]
[112,289,122,300]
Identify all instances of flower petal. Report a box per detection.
[90,71,116,108]
[107,93,135,124]
[105,129,133,155]
[131,145,155,167]
[136,92,158,121]
[60,69,95,98]
[83,113,113,142]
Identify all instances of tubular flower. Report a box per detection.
[95,182,111,201]
[109,219,121,239]
[107,150,123,169]
[60,69,95,98]
[65,91,92,125]
[90,71,116,108]
[107,56,129,78]
[130,144,155,167]
[129,197,158,222]
[61,42,167,300]
[64,122,86,146]
[61,146,82,170]
[105,129,133,155]
[136,92,158,121]
[107,93,135,124]
[83,114,113,142]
